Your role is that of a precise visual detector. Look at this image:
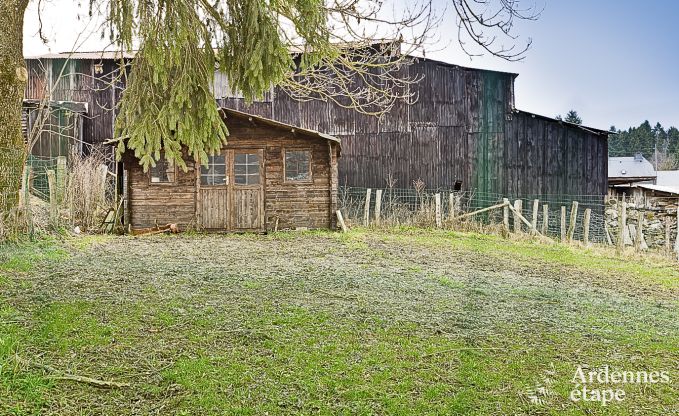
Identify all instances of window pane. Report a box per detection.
[285,150,310,181]
[234,164,246,175]
[201,153,226,185]
[234,153,259,185]
[150,153,174,183]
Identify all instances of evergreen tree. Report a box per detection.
[0,0,540,213]
[564,110,582,125]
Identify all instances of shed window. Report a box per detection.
[201,154,226,185]
[234,153,260,185]
[285,150,311,181]
[150,153,176,183]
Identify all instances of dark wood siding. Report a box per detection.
[123,116,339,231]
[27,55,608,199]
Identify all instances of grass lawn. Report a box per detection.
[0,229,677,415]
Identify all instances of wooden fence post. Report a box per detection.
[513,199,522,233]
[435,193,442,228]
[560,206,566,242]
[583,208,591,245]
[541,204,549,236]
[56,156,67,204]
[336,210,348,233]
[374,189,383,226]
[363,188,372,226]
[567,201,579,242]
[618,199,627,250]
[665,217,671,253]
[635,211,643,252]
[448,193,456,223]
[502,198,510,236]
[531,199,539,234]
[47,170,57,227]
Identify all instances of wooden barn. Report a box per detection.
[114,108,340,232]
[25,49,610,200]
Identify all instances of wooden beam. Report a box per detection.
[541,204,549,235]
[456,201,508,221]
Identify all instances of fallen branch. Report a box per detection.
[15,355,130,389]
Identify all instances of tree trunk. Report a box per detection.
[0,0,29,214]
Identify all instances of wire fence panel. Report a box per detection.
[339,186,611,244]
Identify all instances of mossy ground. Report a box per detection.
[0,230,676,415]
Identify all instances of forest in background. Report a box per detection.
[608,121,679,170]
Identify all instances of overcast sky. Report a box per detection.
[23,1,679,130]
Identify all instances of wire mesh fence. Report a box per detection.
[0,148,117,242]
[339,186,613,245]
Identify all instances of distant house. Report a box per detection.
[114,108,340,232]
[608,153,656,186]
[607,156,679,207]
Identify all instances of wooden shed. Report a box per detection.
[116,108,340,232]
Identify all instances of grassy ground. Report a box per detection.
[0,229,677,415]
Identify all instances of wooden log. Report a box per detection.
[363,188,371,226]
[336,210,348,233]
[583,208,591,245]
[531,199,539,234]
[635,211,643,252]
[619,199,627,250]
[541,204,549,235]
[47,170,57,227]
[449,192,456,222]
[560,206,566,242]
[513,199,523,233]
[434,193,442,228]
[56,156,67,204]
[567,201,579,242]
[375,189,383,226]
[502,198,510,236]
[456,201,508,221]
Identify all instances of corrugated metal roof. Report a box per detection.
[656,170,679,188]
[608,156,656,179]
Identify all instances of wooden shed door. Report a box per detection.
[230,149,264,231]
[199,153,229,229]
